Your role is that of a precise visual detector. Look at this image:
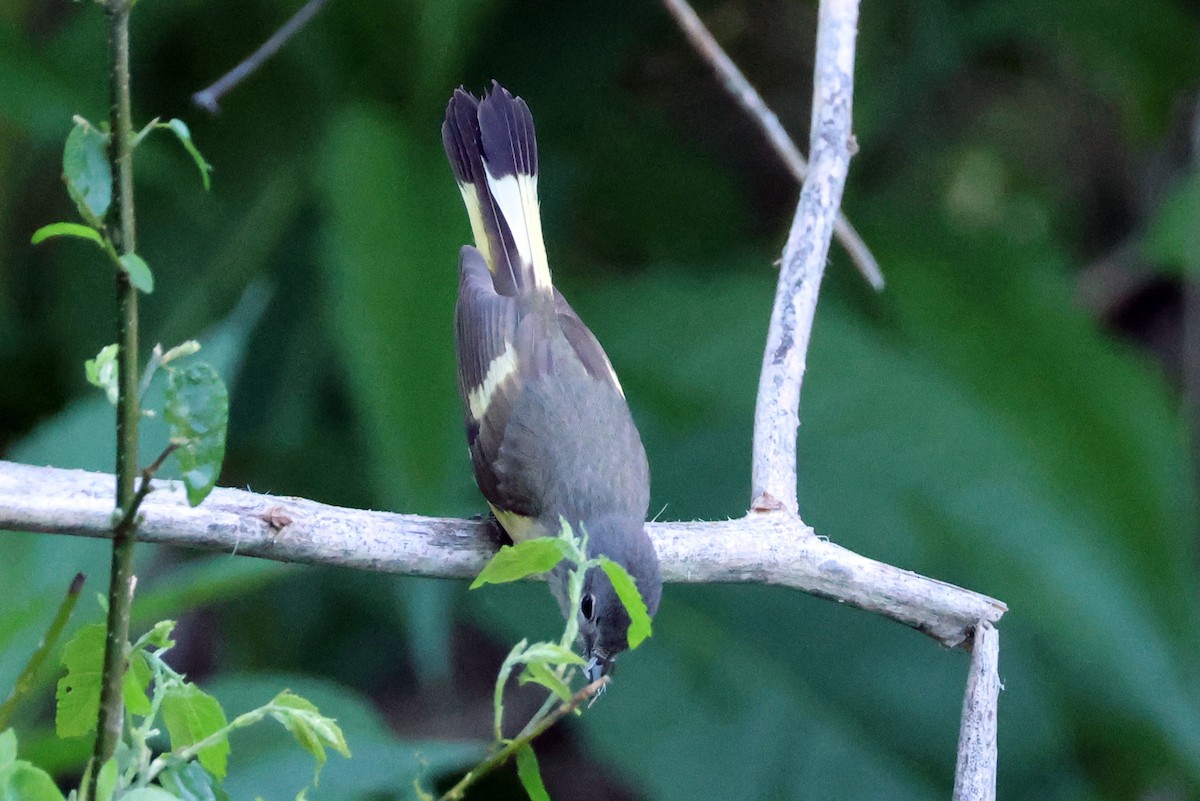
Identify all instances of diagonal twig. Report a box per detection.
[0,572,85,728]
[192,0,329,113]
[437,677,610,801]
[661,0,884,290]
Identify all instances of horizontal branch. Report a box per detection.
[0,461,1005,648]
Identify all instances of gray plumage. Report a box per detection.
[443,83,662,676]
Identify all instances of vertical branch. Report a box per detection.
[91,0,141,784]
[952,622,1001,801]
[751,0,860,514]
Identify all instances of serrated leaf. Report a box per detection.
[470,539,568,590]
[0,729,15,767]
[0,760,67,801]
[55,624,106,737]
[515,744,551,801]
[163,119,213,191]
[516,643,586,667]
[518,662,572,703]
[165,363,229,507]
[144,619,178,649]
[85,344,120,406]
[31,222,104,247]
[118,253,154,294]
[162,683,230,780]
[123,651,152,716]
[94,758,117,801]
[160,760,230,801]
[598,559,652,650]
[267,691,350,784]
[63,120,111,220]
[205,673,479,800]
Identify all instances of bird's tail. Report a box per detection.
[442,82,552,296]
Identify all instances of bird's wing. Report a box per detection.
[554,290,625,398]
[454,245,532,515]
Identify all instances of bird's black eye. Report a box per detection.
[581,593,595,621]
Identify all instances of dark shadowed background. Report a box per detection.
[2,0,1200,798]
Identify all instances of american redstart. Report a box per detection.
[442,82,662,680]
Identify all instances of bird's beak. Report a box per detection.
[584,652,614,683]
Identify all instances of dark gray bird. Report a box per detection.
[442,82,662,679]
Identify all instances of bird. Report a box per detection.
[442,82,662,681]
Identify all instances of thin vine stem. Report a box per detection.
[438,677,609,801]
[88,0,142,794]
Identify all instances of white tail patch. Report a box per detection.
[468,341,518,419]
[484,167,552,290]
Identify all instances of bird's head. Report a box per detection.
[576,515,662,682]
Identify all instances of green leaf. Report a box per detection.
[142,619,178,650]
[123,650,153,716]
[85,344,120,406]
[518,662,572,703]
[0,760,67,801]
[204,673,479,800]
[470,539,568,590]
[515,744,551,801]
[0,291,264,733]
[118,253,154,294]
[94,757,118,801]
[160,761,230,801]
[163,119,213,190]
[267,691,350,783]
[598,559,652,650]
[165,363,229,507]
[516,642,586,668]
[63,119,111,220]
[162,683,231,780]
[0,729,15,767]
[30,222,104,247]
[55,624,106,738]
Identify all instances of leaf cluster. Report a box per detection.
[462,521,651,800]
[0,614,351,801]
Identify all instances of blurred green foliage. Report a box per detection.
[2,0,1199,799]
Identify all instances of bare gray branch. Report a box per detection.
[953,622,1001,800]
[751,0,860,514]
[0,460,1004,648]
